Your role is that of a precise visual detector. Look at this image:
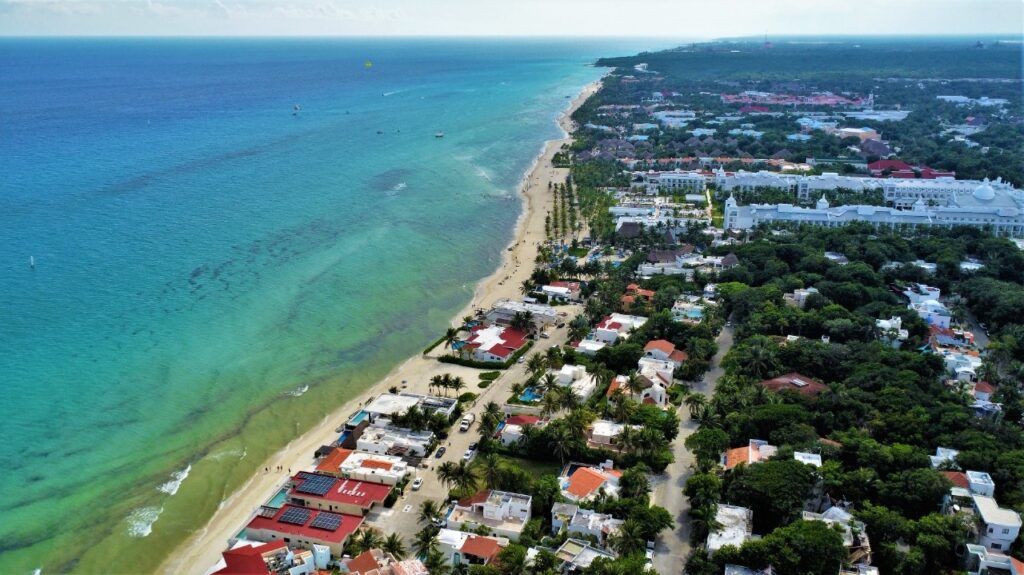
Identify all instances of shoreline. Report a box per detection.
[159,77,601,574]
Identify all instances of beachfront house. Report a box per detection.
[285,471,391,516]
[244,504,363,556]
[446,489,533,541]
[314,447,409,486]
[485,299,557,331]
[210,540,327,575]
[462,324,529,363]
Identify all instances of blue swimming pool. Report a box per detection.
[519,387,543,402]
[347,409,369,427]
[451,341,466,350]
[267,487,288,509]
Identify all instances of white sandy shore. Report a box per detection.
[160,78,602,575]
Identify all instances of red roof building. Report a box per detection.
[758,372,829,397]
[463,325,529,362]
[644,339,688,366]
[460,535,503,564]
[245,504,363,555]
[504,414,541,427]
[287,472,391,516]
[213,540,288,575]
[942,471,970,490]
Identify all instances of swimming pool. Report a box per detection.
[347,409,369,427]
[519,387,543,402]
[267,487,288,509]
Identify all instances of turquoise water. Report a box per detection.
[519,386,544,402]
[0,38,662,572]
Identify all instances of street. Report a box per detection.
[651,323,735,575]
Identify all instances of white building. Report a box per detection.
[784,287,819,309]
[574,339,607,356]
[316,449,409,486]
[356,425,434,458]
[592,313,647,344]
[550,503,623,547]
[931,446,960,469]
[876,316,909,348]
[446,489,532,541]
[436,529,507,567]
[707,505,754,555]
[548,364,600,401]
[794,452,823,467]
[973,495,1022,551]
[638,170,707,194]
[587,419,640,450]
[903,284,941,305]
[910,299,951,329]
[552,539,617,571]
[484,299,558,330]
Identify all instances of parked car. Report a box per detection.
[540,332,550,339]
[411,477,423,490]
[459,413,476,432]
[468,442,478,450]
[462,449,475,461]
[434,446,446,459]
[556,322,566,328]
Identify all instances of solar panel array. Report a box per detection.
[295,473,336,496]
[310,512,343,531]
[278,507,311,525]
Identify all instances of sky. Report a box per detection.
[0,0,1021,37]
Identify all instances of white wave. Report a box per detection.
[286,384,310,397]
[382,90,403,96]
[475,166,493,182]
[126,506,163,538]
[158,464,191,495]
[391,182,407,192]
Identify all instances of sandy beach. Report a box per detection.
[160,78,601,574]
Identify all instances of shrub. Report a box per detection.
[478,381,491,389]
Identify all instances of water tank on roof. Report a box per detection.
[973,182,996,201]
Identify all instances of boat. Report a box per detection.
[434,132,445,138]
[292,104,301,116]
[29,256,35,269]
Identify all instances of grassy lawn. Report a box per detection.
[499,455,563,477]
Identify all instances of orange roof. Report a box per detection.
[645,339,676,354]
[669,349,689,363]
[942,471,969,489]
[566,467,608,499]
[1012,557,1024,575]
[460,535,501,562]
[362,459,394,471]
[315,447,352,474]
[458,489,492,507]
[621,295,636,305]
[606,378,622,398]
[345,550,381,575]
[975,381,995,394]
[214,541,286,575]
[723,446,750,470]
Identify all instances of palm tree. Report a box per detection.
[568,315,590,342]
[382,532,407,559]
[610,519,646,556]
[521,279,534,295]
[450,376,465,398]
[548,425,574,465]
[611,393,637,423]
[481,401,503,431]
[560,388,581,411]
[545,346,563,368]
[418,500,441,525]
[688,504,722,544]
[540,372,560,394]
[413,527,439,558]
[355,528,384,553]
[625,372,646,397]
[429,374,444,396]
[541,390,562,418]
[510,311,530,333]
[526,354,547,377]
[685,393,707,418]
[478,452,504,488]
[451,459,478,495]
[744,338,778,380]
[423,548,449,574]
[437,461,459,491]
[442,327,459,351]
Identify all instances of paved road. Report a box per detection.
[651,324,735,575]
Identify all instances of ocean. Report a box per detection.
[0,38,661,573]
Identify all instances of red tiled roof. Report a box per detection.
[362,459,393,471]
[645,339,676,355]
[758,372,829,397]
[246,504,362,544]
[315,447,353,474]
[345,550,382,575]
[669,349,689,363]
[1012,557,1024,575]
[566,467,609,499]
[975,381,995,394]
[505,415,540,426]
[723,446,750,470]
[460,535,502,563]
[458,489,492,507]
[214,541,286,575]
[606,378,623,398]
[289,474,391,509]
[942,471,969,489]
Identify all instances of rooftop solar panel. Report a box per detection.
[310,512,343,531]
[278,507,311,525]
[295,474,336,496]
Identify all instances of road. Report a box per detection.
[651,323,735,575]
[362,309,579,543]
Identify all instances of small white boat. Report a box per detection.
[29,256,35,269]
[434,132,445,138]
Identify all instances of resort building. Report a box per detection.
[496,414,543,447]
[707,505,754,555]
[342,549,429,575]
[551,503,624,547]
[592,313,648,344]
[485,299,558,331]
[643,339,688,368]
[245,504,363,556]
[462,324,529,363]
[553,539,617,571]
[757,372,829,397]
[722,439,779,470]
[314,448,409,486]
[210,540,327,575]
[714,168,880,201]
[436,529,508,567]
[446,489,533,541]
[361,392,459,422]
[560,461,622,502]
[356,424,434,458]
[637,170,708,194]
[285,472,390,516]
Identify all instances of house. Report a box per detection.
[757,372,829,397]
[973,495,1022,551]
[356,424,434,458]
[542,281,582,302]
[436,529,508,567]
[343,549,429,575]
[462,324,529,363]
[722,439,778,470]
[802,506,872,566]
[902,283,941,305]
[707,505,753,555]
[551,503,624,547]
[621,283,656,307]
[314,448,409,486]
[930,325,982,381]
[497,414,543,447]
[672,298,708,323]
[930,446,960,469]
[553,539,617,571]
[974,381,995,402]
[245,504,363,556]
[285,471,391,516]
[560,461,621,502]
[573,339,607,356]
[586,419,641,451]
[876,316,909,348]
[484,299,558,330]
[783,287,819,309]
[964,544,1024,575]
[592,313,648,344]
[634,358,675,407]
[838,126,880,142]
[909,299,952,329]
[361,392,458,422]
[548,364,600,401]
[793,451,823,467]
[210,540,326,575]
[643,339,688,368]
[446,489,533,541]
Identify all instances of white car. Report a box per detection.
[462,449,475,461]
[411,477,423,490]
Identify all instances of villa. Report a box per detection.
[446,489,533,541]
[586,419,641,451]
[343,549,429,575]
[285,471,391,516]
[245,504,363,556]
[707,504,754,555]
[462,324,529,362]
[643,339,687,368]
[545,364,601,401]
[361,392,458,422]
[313,448,409,486]
[902,283,941,305]
[560,461,622,502]
[802,506,873,566]
[573,339,608,356]
[210,540,327,575]
[722,439,778,470]
[876,316,909,348]
[485,299,557,331]
[552,539,617,571]
[356,424,434,458]
[436,529,508,567]
[551,503,623,547]
[672,297,708,323]
[608,364,671,408]
[592,313,648,344]
[909,299,951,329]
[496,414,544,446]
[542,281,582,302]
[621,283,656,307]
